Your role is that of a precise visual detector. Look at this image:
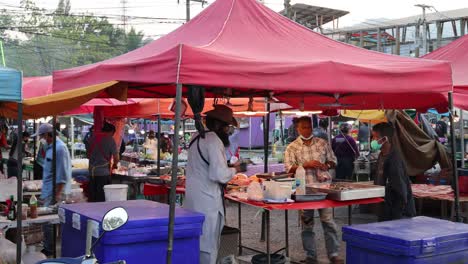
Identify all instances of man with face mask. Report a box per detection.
[284,116,342,264]
[33,123,71,256]
[185,105,243,264]
[372,122,415,221]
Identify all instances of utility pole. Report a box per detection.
[121,0,128,33]
[415,4,431,55]
[186,0,190,22]
[284,0,291,19]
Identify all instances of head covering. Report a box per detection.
[32,123,53,137]
[102,122,116,132]
[205,105,238,127]
[340,123,351,134]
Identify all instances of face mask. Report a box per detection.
[371,137,387,151]
[300,134,314,141]
[40,138,47,146]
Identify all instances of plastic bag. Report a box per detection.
[247,181,263,201]
[22,245,46,264]
[0,232,25,264]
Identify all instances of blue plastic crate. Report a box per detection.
[343,216,468,264]
[60,200,204,264]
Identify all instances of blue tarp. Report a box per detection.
[0,67,22,102]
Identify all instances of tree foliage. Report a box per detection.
[0,0,149,76]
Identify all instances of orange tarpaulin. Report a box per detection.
[99,98,274,118]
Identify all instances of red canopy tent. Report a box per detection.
[53,0,451,111]
[422,35,468,110]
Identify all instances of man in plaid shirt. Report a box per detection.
[284,116,343,264]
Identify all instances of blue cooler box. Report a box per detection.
[342,216,468,264]
[60,200,204,264]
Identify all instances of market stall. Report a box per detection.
[422,34,468,222]
[46,0,453,262]
[0,66,25,263]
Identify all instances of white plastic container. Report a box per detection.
[104,184,128,201]
[263,181,291,200]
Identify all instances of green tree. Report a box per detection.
[1,0,149,76]
[126,27,145,51]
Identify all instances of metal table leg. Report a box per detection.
[266,210,271,264]
[285,210,289,257]
[238,202,243,255]
[260,211,265,242]
[348,205,352,225]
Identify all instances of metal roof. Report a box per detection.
[279,3,349,30]
[332,8,468,33]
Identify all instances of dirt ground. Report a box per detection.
[224,201,378,264]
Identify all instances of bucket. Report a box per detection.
[458,169,468,194]
[104,184,128,201]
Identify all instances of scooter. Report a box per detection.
[37,207,129,264]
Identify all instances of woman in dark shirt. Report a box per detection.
[332,123,359,180]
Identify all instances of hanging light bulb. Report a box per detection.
[454,111,460,123]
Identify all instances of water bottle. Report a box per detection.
[295,166,306,195]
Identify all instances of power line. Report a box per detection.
[0,7,187,21]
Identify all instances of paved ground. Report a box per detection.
[224,201,378,264]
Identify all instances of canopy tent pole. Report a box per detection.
[52,116,57,204]
[461,110,465,168]
[449,92,461,222]
[33,119,37,165]
[16,103,23,264]
[71,116,75,160]
[249,117,252,155]
[264,106,270,173]
[166,83,182,264]
[182,119,186,138]
[157,115,161,176]
[279,111,284,145]
[328,117,332,142]
[260,103,271,244]
[52,116,58,258]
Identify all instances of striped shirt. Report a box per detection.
[284,136,337,184]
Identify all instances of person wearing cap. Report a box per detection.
[35,123,71,256]
[88,122,119,202]
[185,105,243,264]
[332,123,359,180]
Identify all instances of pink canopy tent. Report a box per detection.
[423,35,468,110]
[23,76,143,115]
[52,0,452,111]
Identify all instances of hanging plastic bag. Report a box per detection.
[247,181,263,201]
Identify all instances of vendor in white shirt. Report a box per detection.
[185,105,242,264]
[143,130,158,160]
